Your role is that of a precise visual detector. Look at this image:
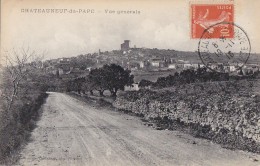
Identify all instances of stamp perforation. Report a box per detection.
[190,3,234,39]
[189,0,236,39]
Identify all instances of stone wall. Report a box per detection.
[113,91,260,143]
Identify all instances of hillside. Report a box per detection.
[99,48,260,64]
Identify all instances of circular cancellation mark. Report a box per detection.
[198,22,251,73]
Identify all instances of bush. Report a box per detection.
[152,67,258,88]
[0,92,48,164]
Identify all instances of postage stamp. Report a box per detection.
[198,22,251,73]
[191,4,234,39]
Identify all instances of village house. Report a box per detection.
[198,64,205,68]
[139,61,144,68]
[208,63,219,70]
[169,58,176,63]
[241,64,260,74]
[63,67,85,78]
[183,63,193,69]
[150,58,165,68]
[168,64,176,69]
[192,64,201,69]
[58,58,70,64]
[124,83,139,91]
[176,63,184,69]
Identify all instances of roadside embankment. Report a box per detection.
[0,92,48,164]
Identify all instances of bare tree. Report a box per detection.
[1,47,46,112]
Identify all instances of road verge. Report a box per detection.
[0,92,48,165]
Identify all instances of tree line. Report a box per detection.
[66,64,134,96]
[139,67,260,89]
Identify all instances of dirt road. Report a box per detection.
[18,92,260,166]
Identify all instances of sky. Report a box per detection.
[1,0,260,60]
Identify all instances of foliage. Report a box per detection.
[139,79,153,88]
[67,64,134,96]
[87,67,108,96]
[0,48,49,164]
[153,67,259,88]
[102,64,134,96]
[121,80,256,102]
[70,55,95,70]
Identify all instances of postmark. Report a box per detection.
[191,4,234,39]
[198,22,251,73]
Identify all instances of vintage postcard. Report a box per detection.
[1,0,260,165]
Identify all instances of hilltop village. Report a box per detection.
[36,40,260,82]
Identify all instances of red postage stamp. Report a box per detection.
[191,4,234,39]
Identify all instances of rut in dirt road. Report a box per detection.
[18,92,260,166]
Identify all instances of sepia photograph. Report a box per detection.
[0,0,260,165]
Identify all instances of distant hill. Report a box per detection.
[44,48,260,69]
[101,48,260,64]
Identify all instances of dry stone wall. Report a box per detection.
[113,88,260,143]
